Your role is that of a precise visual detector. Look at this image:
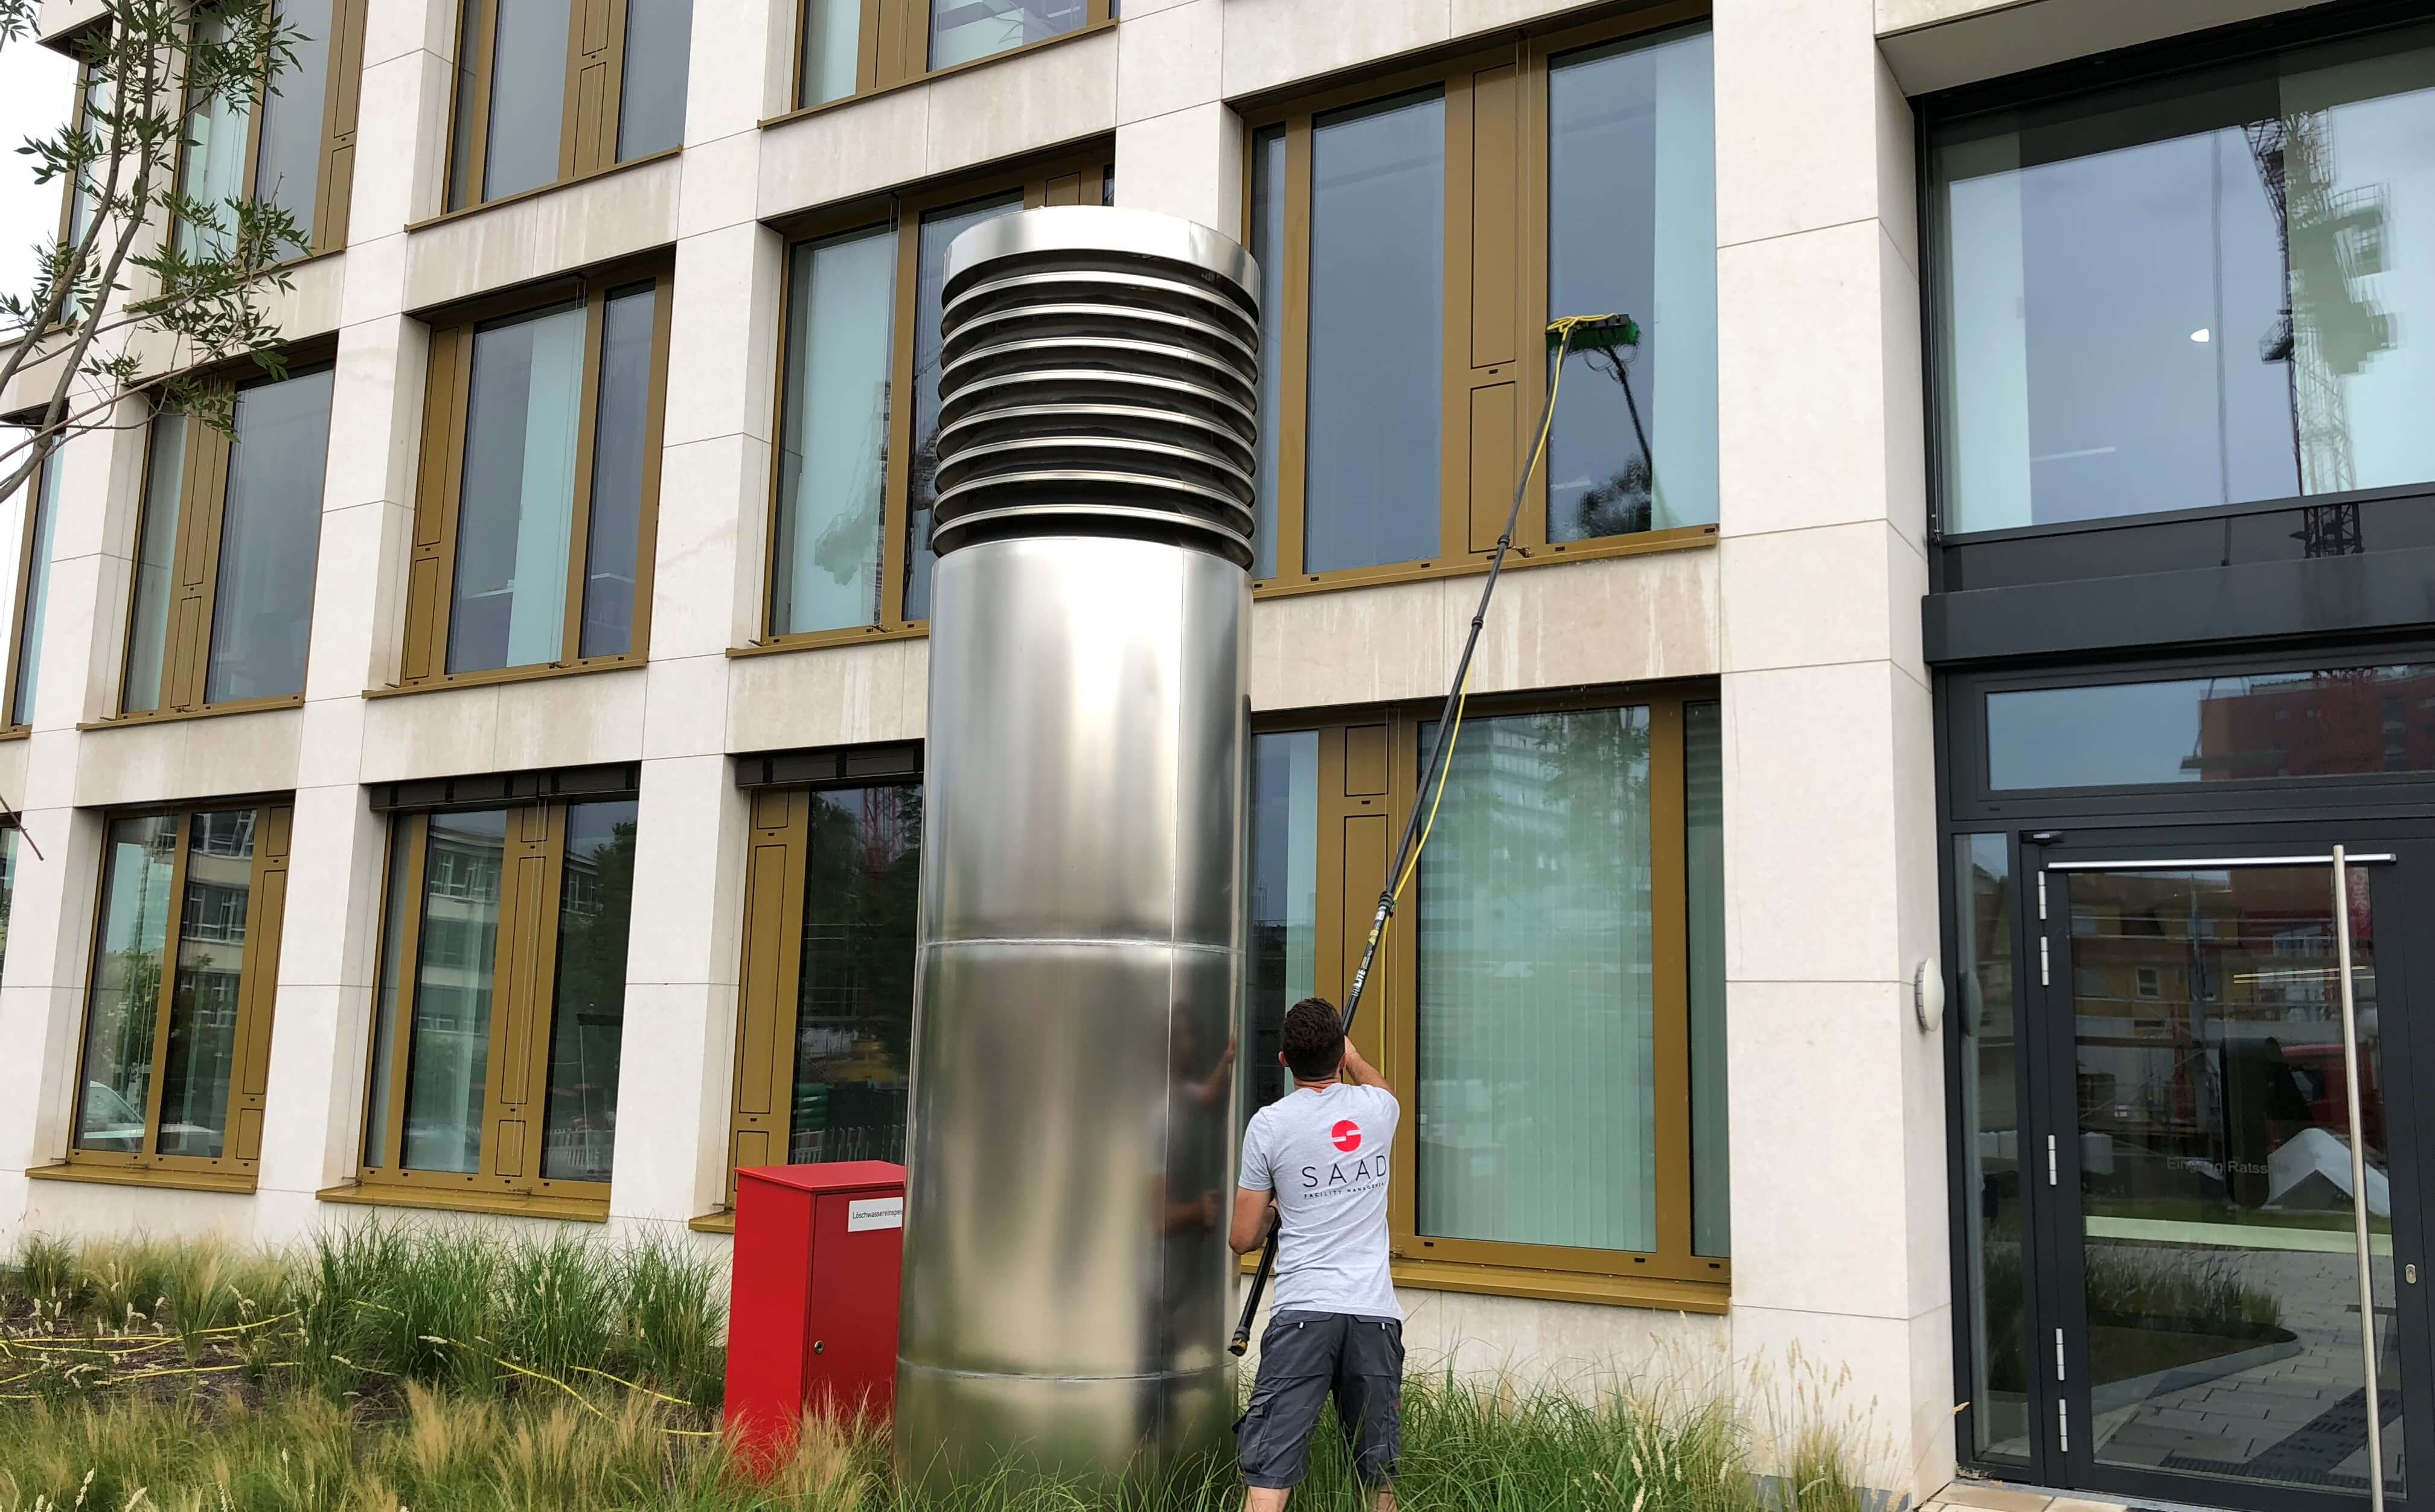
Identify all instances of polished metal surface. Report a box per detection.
[929,205,1262,568]
[900,208,1256,1491]
[2331,848,2388,1512]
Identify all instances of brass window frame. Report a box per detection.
[779,0,1114,121]
[445,0,671,212]
[749,149,1112,654]
[60,800,295,1188]
[2,448,58,736]
[398,258,674,691]
[1256,682,1729,1305]
[107,360,336,723]
[173,0,370,259]
[716,753,922,1214]
[351,794,630,1213]
[1241,5,1716,599]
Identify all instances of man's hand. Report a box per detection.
[1340,1038,1392,1094]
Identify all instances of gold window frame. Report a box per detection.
[445,0,654,211]
[347,796,629,1219]
[104,357,337,726]
[1,449,58,736]
[1241,5,1717,600]
[173,0,370,259]
[1256,683,1729,1311]
[777,0,1115,122]
[51,802,295,1192]
[396,258,674,692]
[747,149,1112,654]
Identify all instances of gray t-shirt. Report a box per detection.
[1238,1083,1402,1320]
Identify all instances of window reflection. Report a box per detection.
[1241,731,1317,1131]
[1546,27,1717,538]
[773,227,896,636]
[1956,834,2029,1459]
[1304,90,1445,574]
[1986,663,2435,791]
[1934,28,2435,533]
[789,785,921,1164]
[1415,707,1656,1252]
[928,0,1084,72]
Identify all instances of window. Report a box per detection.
[1983,662,2435,791]
[0,828,19,979]
[121,365,335,716]
[5,448,62,730]
[1246,18,1717,585]
[1243,689,1727,1297]
[177,0,369,260]
[69,805,293,1181]
[403,267,671,686]
[54,49,110,322]
[760,152,1111,645]
[359,791,638,1207]
[1931,19,2435,534]
[723,762,921,1205]
[794,0,1109,111]
[444,0,693,211]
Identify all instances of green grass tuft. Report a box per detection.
[2,1230,1889,1511]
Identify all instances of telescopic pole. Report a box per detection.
[1229,314,1629,1356]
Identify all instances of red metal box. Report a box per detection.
[723,1161,906,1459]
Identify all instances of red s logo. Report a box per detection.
[1331,1120,1361,1153]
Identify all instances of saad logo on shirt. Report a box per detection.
[1301,1117,1387,1192]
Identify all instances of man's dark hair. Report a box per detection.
[1281,997,1346,1082]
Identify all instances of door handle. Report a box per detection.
[2408,1264,2419,1286]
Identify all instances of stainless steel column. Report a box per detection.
[896,206,1259,1491]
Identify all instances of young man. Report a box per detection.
[1230,997,1402,1511]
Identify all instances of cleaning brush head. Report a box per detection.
[1549,313,1639,354]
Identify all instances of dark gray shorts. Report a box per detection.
[1235,1310,1403,1490]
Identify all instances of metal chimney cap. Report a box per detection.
[944,205,1259,306]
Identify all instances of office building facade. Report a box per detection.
[3,0,2430,1505]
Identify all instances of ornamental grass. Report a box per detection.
[2,1228,1883,1511]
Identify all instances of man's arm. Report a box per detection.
[1342,1038,1392,1096]
[1229,1188,1277,1254]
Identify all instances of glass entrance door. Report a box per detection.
[2035,850,2420,1509]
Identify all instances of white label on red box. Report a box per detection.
[847,1196,904,1232]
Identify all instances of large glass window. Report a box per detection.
[758,153,1111,646]
[772,228,896,637]
[120,366,334,716]
[405,271,669,684]
[1242,730,1318,1123]
[1984,662,2435,791]
[360,795,638,1202]
[1416,706,1654,1251]
[1933,24,2435,534]
[445,0,693,210]
[1303,91,1444,575]
[1250,18,1718,584]
[1954,834,2027,1461]
[0,828,17,981]
[1242,694,1726,1286]
[1546,27,1718,540]
[70,805,292,1178]
[793,0,1110,111]
[725,773,923,1199]
[176,0,366,259]
[9,450,62,729]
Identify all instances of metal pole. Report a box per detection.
[2331,845,2386,1512]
